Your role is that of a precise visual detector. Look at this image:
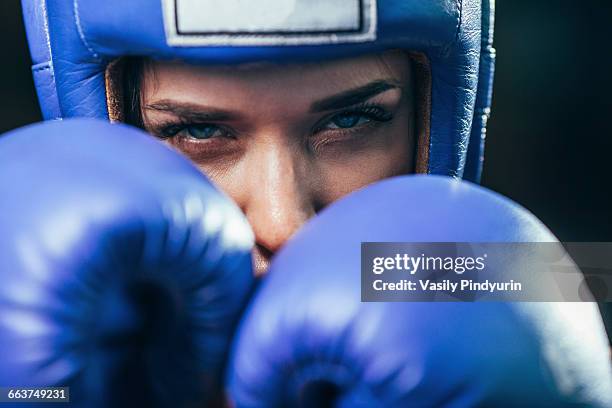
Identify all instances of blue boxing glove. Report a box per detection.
[227,176,612,407]
[0,120,255,407]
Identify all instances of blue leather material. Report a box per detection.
[21,0,495,180]
[20,0,62,120]
[20,0,51,65]
[31,61,61,120]
[228,176,612,407]
[463,0,496,182]
[0,119,255,407]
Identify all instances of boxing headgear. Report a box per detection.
[21,0,495,181]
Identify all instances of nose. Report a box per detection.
[243,139,316,271]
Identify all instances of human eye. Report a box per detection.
[310,104,394,153]
[145,120,239,163]
[316,104,393,133]
[158,123,232,141]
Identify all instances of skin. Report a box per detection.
[139,50,416,275]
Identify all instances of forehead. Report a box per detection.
[143,51,412,101]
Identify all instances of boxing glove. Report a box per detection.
[0,119,255,407]
[227,175,612,407]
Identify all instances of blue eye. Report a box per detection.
[184,124,224,140]
[327,113,370,129]
[320,106,392,132]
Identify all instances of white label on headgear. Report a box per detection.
[162,0,376,46]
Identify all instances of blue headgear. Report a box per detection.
[21,0,495,181]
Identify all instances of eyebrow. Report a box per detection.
[309,80,401,113]
[143,79,401,121]
[143,101,242,122]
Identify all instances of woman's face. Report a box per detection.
[138,50,416,275]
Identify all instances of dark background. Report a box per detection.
[1,1,611,326]
[482,0,612,243]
